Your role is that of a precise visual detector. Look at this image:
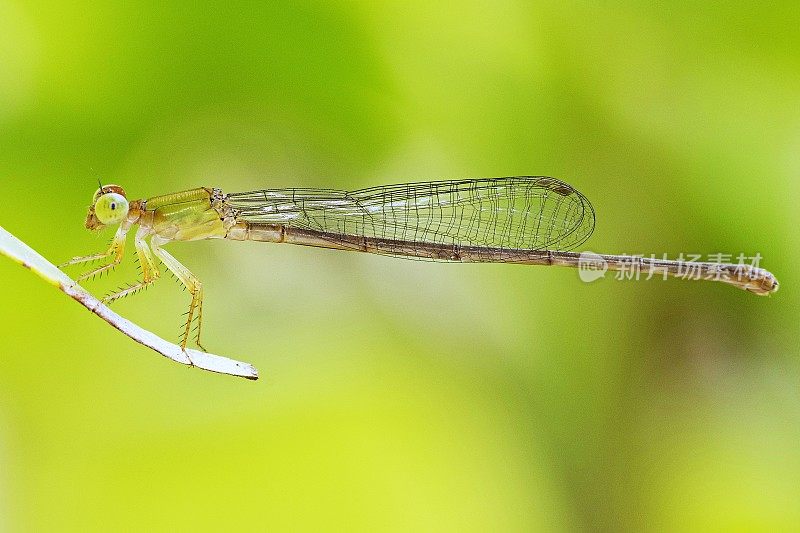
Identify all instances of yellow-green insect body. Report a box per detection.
[66,185,230,352]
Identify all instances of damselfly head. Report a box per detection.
[85,184,129,230]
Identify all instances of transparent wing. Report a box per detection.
[225,176,595,258]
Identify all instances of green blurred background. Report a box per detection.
[1,1,798,531]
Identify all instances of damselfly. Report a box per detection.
[62,177,778,351]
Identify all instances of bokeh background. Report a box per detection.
[1,1,799,531]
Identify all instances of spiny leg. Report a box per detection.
[193,291,206,352]
[61,225,129,281]
[150,236,206,353]
[102,227,161,304]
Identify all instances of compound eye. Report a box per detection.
[94,192,129,225]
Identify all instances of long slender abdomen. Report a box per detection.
[227,222,556,262]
